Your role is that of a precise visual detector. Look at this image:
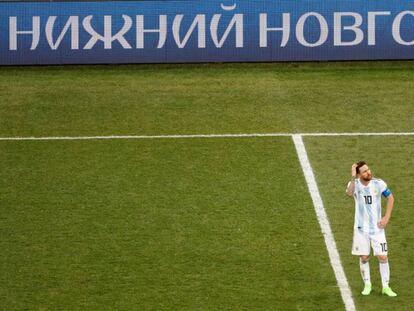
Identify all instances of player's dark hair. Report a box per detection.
[356,161,367,174]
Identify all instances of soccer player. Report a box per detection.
[346,161,397,297]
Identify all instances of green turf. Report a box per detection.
[0,61,414,137]
[1,62,414,310]
[0,138,344,310]
[305,136,414,311]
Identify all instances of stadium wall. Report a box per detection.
[1,0,414,65]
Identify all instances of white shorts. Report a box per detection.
[352,228,388,256]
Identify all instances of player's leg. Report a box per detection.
[352,229,371,295]
[372,231,397,297]
[359,255,371,295]
[377,255,397,296]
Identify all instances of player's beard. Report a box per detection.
[361,174,372,182]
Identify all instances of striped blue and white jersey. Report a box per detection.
[349,178,392,234]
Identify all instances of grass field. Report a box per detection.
[1,62,414,310]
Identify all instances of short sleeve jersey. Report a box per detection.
[348,178,391,234]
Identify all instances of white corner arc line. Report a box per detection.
[0,132,414,141]
[292,134,356,311]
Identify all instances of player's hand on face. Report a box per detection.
[351,163,358,178]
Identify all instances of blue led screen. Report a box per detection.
[1,0,414,65]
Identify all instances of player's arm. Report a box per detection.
[379,192,395,229]
[346,163,358,197]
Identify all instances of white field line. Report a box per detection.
[292,134,355,311]
[301,132,414,136]
[0,133,291,141]
[0,132,414,141]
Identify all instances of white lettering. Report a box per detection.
[296,12,328,47]
[392,11,414,45]
[136,15,167,49]
[173,15,206,48]
[9,16,40,51]
[83,15,132,49]
[367,12,391,45]
[46,16,79,50]
[334,12,363,46]
[220,3,236,11]
[210,14,243,48]
[259,13,290,47]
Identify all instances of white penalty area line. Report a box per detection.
[0,132,414,141]
[292,134,355,311]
